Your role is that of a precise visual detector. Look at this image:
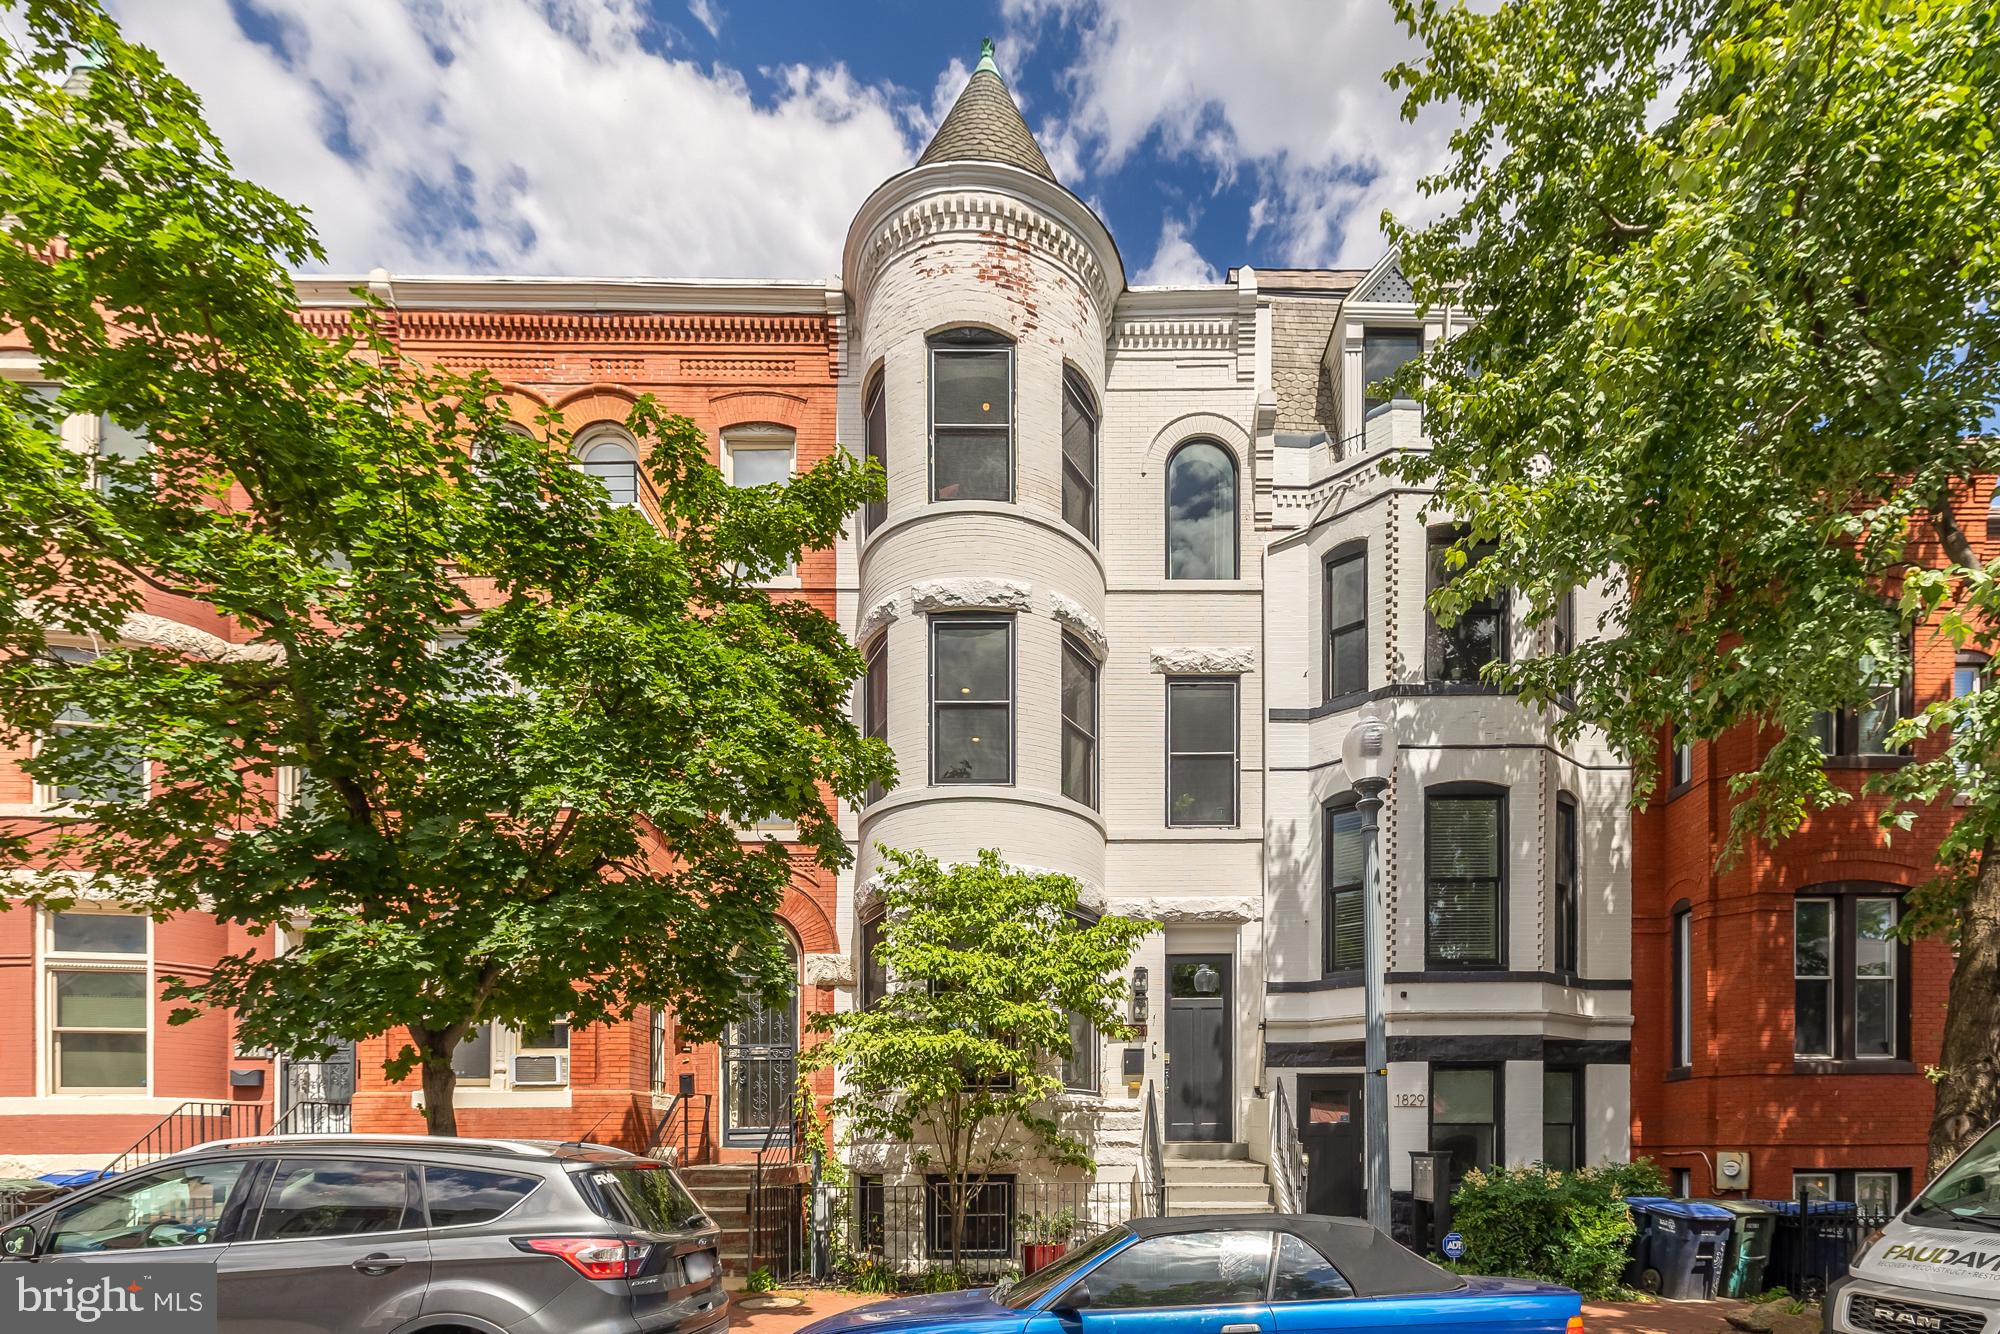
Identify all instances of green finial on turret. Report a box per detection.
[975,37,1000,77]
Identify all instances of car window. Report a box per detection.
[254,1159,414,1241]
[1061,1231,1275,1310]
[582,1164,706,1233]
[1270,1233,1354,1301]
[47,1159,251,1253]
[424,1166,540,1228]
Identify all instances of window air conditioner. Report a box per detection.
[511,1053,568,1087]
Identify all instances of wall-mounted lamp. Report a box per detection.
[1129,966,1149,1036]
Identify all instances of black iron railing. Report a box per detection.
[1269,1080,1305,1213]
[811,1178,1158,1283]
[103,1100,265,1177]
[1767,1198,1893,1296]
[644,1091,714,1165]
[1140,1080,1167,1216]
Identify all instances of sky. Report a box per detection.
[106,0,1453,286]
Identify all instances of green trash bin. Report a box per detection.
[1714,1200,1778,1298]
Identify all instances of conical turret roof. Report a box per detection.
[916,38,1057,182]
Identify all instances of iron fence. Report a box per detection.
[808,1178,1160,1283]
[1767,1200,1893,1297]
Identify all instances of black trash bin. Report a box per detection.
[1625,1196,1736,1300]
[1751,1199,1859,1295]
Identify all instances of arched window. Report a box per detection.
[1165,440,1237,579]
[1061,368,1097,541]
[574,431,639,509]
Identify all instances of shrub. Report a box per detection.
[1449,1161,1658,1299]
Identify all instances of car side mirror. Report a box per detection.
[1,1224,37,1259]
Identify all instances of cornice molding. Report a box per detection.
[292,274,833,316]
[842,160,1127,328]
[391,309,829,347]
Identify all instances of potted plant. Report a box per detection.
[1018,1207,1079,1275]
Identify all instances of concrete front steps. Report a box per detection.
[1163,1143,1277,1216]
[677,1163,806,1278]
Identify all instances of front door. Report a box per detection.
[1299,1074,1366,1217]
[278,1042,355,1134]
[1165,954,1231,1142]
[723,939,798,1146]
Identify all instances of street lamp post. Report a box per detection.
[1340,707,1399,1233]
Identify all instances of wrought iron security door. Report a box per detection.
[279,1041,355,1133]
[723,944,798,1145]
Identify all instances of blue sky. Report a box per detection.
[111,0,1446,284]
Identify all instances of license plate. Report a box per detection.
[683,1250,718,1285]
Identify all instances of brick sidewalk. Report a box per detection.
[1586,1301,1745,1334]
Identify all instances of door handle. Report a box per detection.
[352,1253,408,1275]
[1220,1325,1262,1332]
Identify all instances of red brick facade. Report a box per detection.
[1629,491,1987,1205]
[0,279,845,1169]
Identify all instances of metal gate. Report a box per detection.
[279,1042,355,1134]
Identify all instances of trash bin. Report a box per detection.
[1751,1200,1859,1295]
[1713,1200,1777,1298]
[1625,1196,1736,1300]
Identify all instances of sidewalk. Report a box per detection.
[731,1290,881,1334]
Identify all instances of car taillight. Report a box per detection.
[514,1236,651,1280]
[1568,1316,1586,1334]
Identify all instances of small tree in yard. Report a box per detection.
[802,848,1152,1271]
[0,2,890,1133]
[1387,0,2000,1169]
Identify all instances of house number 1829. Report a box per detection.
[1395,1092,1427,1108]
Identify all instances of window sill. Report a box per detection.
[1823,755,1912,770]
[1665,1066,1692,1083]
[1667,780,1694,802]
[1792,1059,1916,1075]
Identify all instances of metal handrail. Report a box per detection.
[643,1091,713,1164]
[747,1098,803,1275]
[103,1100,265,1177]
[1139,1080,1167,1216]
[1269,1080,1307,1213]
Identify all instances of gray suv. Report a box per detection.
[0,1134,728,1334]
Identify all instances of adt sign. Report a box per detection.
[1441,1231,1466,1261]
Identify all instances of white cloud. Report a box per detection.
[1011,0,1457,268]
[687,0,722,40]
[107,0,916,278]
[1133,217,1217,286]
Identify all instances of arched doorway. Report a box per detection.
[722,934,798,1146]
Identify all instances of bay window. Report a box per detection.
[1060,633,1098,808]
[929,329,1012,502]
[1795,888,1905,1062]
[1324,803,1364,974]
[1425,528,1507,683]
[1061,368,1097,541]
[1424,787,1505,966]
[931,617,1012,784]
[1324,547,1367,701]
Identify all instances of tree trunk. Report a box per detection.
[415,1027,459,1137]
[1928,839,2000,1177]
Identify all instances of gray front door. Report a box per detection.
[1165,954,1231,1141]
[1300,1074,1366,1217]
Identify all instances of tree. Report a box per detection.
[801,848,1151,1270]
[1385,0,2000,1168]
[0,1,891,1134]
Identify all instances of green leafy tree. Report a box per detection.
[802,848,1152,1270]
[1386,0,2000,1167]
[0,1,890,1134]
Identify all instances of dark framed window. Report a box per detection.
[1554,796,1580,975]
[1553,589,1576,657]
[1062,1004,1098,1094]
[858,912,887,1010]
[1954,650,1988,698]
[1060,634,1098,809]
[1167,678,1238,826]
[1424,786,1505,966]
[1165,440,1238,579]
[1324,803,1364,975]
[1670,732,1693,788]
[1425,528,1508,683]
[1061,368,1097,541]
[1362,328,1423,414]
[930,616,1012,785]
[1542,1067,1582,1170]
[863,370,888,534]
[1324,547,1367,701]
[929,328,1012,503]
[1794,889,1906,1062]
[1429,1065,1500,1181]
[1813,642,1914,757]
[1671,903,1692,1070]
[45,646,148,807]
[451,1022,494,1085]
[854,1174,885,1252]
[924,1175,1013,1259]
[863,634,888,805]
[1792,1169,1905,1219]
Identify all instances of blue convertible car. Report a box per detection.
[801,1215,1582,1334]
